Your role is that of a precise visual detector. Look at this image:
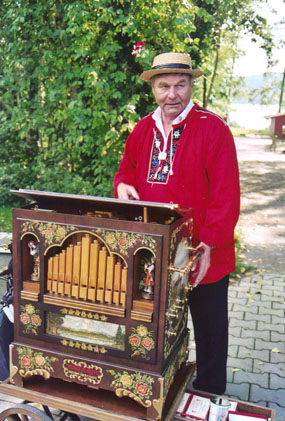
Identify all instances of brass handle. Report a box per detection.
[167,330,176,338]
[166,311,177,319]
[184,285,194,293]
[168,246,204,275]
[173,304,184,310]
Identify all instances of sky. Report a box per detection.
[234,0,285,77]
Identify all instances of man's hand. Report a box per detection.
[192,242,212,287]
[117,183,140,200]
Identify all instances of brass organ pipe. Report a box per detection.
[46,236,127,306]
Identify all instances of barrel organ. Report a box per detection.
[10,189,195,420]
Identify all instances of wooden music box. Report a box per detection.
[10,190,196,420]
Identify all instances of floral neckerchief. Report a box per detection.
[148,126,185,183]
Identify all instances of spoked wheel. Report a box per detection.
[0,403,53,421]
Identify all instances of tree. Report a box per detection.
[0,0,197,204]
[187,0,273,109]
[0,0,275,206]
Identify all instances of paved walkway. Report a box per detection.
[0,136,284,419]
[227,137,285,419]
[189,136,285,420]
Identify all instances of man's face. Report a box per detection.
[151,73,194,122]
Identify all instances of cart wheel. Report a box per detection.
[0,403,53,421]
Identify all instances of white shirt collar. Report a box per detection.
[152,99,194,141]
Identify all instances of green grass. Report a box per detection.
[0,207,13,232]
[230,125,270,138]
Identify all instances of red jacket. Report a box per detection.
[114,103,240,284]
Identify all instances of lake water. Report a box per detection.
[228,103,278,130]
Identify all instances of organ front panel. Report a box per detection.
[10,190,195,420]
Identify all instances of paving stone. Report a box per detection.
[245,300,272,309]
[237,347,270,362]
[263,273,285,281]
[228,345,238,358]
[229,336,254,349]
[228,326,242,338]
[270,351,285,364]
[256,339,284,352]
[260,294,279,304]
[259,306,284,317]
[272,290,285,299]
[228,288,238,298]
[230,319,257,330]
[225,382,250,401]
[272,279,285,287]
[228,311,244,320]
[272,302,285,310]
[226,367,234,383]
[271,331,285,342]
[233,370,269,389]
[269,373,285,390]
[257,321,285,334]
[272,315,285,327]
[250,384,285,406]
[262,282,285,294]
[253,360,285,376]
[227,357,253,371]
[227,297,248,306]
[244,312,271,323]
[232,303,258,314]
[241,328,270,341]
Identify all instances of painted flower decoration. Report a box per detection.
[17,347,58,374]
[121,374,133,387]
[142,337,154,351]
[20,304,42,335]
[129,325,155,360]
[35,354,46,366]
[130,335,141,347]
[137,325,148,337]
[108,369,154,401]
[136,382,149,396]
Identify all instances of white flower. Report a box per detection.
[155,140,161,148]
[173,130,180,138]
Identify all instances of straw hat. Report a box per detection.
[141,52,204,81]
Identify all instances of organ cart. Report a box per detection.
[1,189,199,420]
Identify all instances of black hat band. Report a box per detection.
[151,63,192,70]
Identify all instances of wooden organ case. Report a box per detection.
[10,190,196,420]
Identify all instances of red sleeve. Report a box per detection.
[199,123,240,249]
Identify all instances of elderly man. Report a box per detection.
[114,52,240,395]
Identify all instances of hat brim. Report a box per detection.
[141,68,204,81]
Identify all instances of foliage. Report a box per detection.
[0,208,13,233]
[0,0,198,204]
[0,0,275,206]
[188,0,273,111]
[232,72,285,107]
[232,233,255,279]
